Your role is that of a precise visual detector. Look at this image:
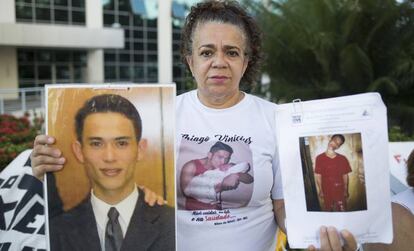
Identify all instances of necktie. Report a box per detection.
[105,207,123,251]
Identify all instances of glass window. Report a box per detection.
[119,66,131,79]
[147,31,157,39]
[133,30,143,39]
[19,65,35,79]
[173,54,181,62]
[37,65,52,79]
[55,51,70,62]
[118,0,130,11]
[134,54,144,62]
[105,66,117,79]
[18,51,35,62]
[35,7,51,21]
[72,10,85,24]
[103,0,114,11]
[16,5,33,20]
[173,43,180,51]
[133,16,143,26]
[16,0,33,4]
[173,32,181,40]
[133,42,143,50]
[124,41,130,50]
[119,53,130,62]
[73,51,86,64]
[18,49,88,88]
[104,13,115,26]
[147,19,157,28]
[54,9,69,23]
[104,53,116,62]
[125,28,130,39]
[147,54,157,63]
[71,0,84,8]
[56,65,70,80]
[35,0,51,6]
[119,14,129,26]
[54,0,68,6]
[133,65,144,79]
[147,42,157,51]
[147,66,157,79]
[173,66,182,77]
[73,65,85,81]
[37,51,52,62]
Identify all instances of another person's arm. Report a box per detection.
[273,199,286,234]
[364,202,414,251]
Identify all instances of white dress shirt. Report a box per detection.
[91,186,139,251]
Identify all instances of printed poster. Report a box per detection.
[276,93,392,248]
[45,84,176,250]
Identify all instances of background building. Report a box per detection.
[0,0,190,101]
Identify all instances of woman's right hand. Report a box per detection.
[30,135,65,181]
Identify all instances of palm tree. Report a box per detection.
[249,0,414,135]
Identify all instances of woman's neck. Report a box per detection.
[197,90,244,109]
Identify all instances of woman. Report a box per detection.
[364,149,414,251]
[32,0,357,250]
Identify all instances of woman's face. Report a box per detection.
[186,22,249,106]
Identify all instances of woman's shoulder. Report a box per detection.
[391,188,414,215]
[245,93,277,112]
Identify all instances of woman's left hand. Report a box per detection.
[308,226,358,251]
[139,185,166,206]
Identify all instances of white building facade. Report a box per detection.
[0,0,189,99]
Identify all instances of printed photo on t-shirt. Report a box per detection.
[177,137,254,210]
[299,133,367,212]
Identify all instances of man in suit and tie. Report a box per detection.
[50,94,175,251]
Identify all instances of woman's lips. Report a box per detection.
[101,168,122,177]
[210,76,229,84]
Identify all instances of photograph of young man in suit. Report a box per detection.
[49,94,175,251]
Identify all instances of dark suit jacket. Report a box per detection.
[50,189,175,251]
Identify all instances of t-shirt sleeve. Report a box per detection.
[341,156,352,174]
[271,145,284,200]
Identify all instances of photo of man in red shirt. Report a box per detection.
[315,134,352,212]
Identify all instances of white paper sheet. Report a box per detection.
[275,93,392,248]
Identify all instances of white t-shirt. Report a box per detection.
[176,90,283,251]
[391,187,414,215]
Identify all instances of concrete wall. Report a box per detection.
[86,0,105,83]
[0,47,18,99]
[0,0,15,23]
[0,23,123,49]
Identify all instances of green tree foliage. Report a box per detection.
[249,0,414,136]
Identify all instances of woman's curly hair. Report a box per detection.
[180,0,263,91]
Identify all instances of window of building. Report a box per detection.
[17,49,87,88]
[102,0,189,91]
[15,0,86,25]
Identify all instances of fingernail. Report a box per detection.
[47,137,54,144]
[58,157,65,164]
[53,150,61,157]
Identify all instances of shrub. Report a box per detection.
[0,112,43,171]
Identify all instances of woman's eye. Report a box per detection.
[200,50,213,57]
[227,50,239,57]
